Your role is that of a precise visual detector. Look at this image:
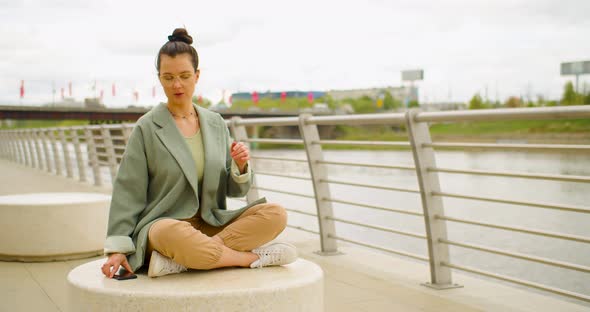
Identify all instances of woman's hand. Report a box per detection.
[231,141,250,174]
[101,253,134,278]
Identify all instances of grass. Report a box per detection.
[429,119,590,135]
[1,120,89,129]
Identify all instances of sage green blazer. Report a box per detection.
[103,102,266,272]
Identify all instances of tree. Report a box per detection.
[469,93,485,109]
[383,91,400,110]
[561,81,580,105]
[504,96,523,108]
[193,95,212,108]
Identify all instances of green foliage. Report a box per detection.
[408,100,419,108]
[468,93,485,109]
[504,96,523,108]
[342,95,376,114]
[231,97,311,111]
[193,96,212,108]
[383,91,401,110]
[1,119,90,129]
[561,81,584,105]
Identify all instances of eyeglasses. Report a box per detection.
[159,72,195,86]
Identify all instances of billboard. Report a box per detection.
[402,69,424,81]
[560,61,590,75]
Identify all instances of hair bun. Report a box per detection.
[168,28,193,45]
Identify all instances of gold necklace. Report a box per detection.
[167,107,196,119]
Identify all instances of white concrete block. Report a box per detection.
[67,258,324,312]
[0,192,111,261]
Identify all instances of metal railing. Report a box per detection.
[1,105,589,303]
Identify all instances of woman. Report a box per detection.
[101,28,297,278]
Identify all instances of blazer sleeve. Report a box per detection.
[103,124,149,255]
[223,117,253,198]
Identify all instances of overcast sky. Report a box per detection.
[1,0,589,107]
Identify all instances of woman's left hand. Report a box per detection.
[231,141,250,174]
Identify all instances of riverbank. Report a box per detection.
[3,118,590,149]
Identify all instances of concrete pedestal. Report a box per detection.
[0,192,111,261]
[67,258,324,312]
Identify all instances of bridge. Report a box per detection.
[0,106,589,311]
[0,105,323,122]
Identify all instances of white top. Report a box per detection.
[0,192,111,205]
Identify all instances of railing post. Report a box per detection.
[1,131,10,160]
[17,130,29,166]
[85,127,103,186]
[0,132,8,159]
[48,128,63,176]
[33,129,44,170]
[121,124,133,145]
[59,128,74,178]
[0,132,5,158]
[9,131,18,162]
[13,131,22,164]
[14,130,25,164]
[229,117,261,204]
[72,128,87,182]
[298,113,341,255]
[25,129,37,168]
[101,126,118,184]
[405,109,461,289]
[40,129,53,173]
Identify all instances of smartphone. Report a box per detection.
[113,270,137,281]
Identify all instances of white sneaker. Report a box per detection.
[250,242,298,268]
[147,250,188,278]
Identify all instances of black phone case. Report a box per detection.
[113,273,137,281]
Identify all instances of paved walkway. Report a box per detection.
[0,158,588,311]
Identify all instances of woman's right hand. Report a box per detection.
[101,253,134,278]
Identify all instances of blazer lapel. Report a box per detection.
[196,104,224,199]
[152,103,200,200]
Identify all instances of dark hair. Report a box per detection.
[156,28,199,74]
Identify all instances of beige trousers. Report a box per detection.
[146,203,287,270]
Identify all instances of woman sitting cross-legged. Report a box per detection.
[100,28,297,278]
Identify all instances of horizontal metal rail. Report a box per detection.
[313,140,411,147]
[415,106,590,123]
[439,239,590,273]
[328,234,428,262]
[250,155,308,163]
[305,113,406,125]
[285,208,317,217]
[251,186,315,199]
[441,261,590,303]
[256,171,312,181]
[320,178,420,193]
[244,138,304,145]
[436,215,590,244]
[318,159,415,171]
[286,224,320,235]
[430,167,590,184]
[233,117,300,126]
[432,191,590,214]
[327,216,426,239]
[324,197,423,217]
[425,142,590,152]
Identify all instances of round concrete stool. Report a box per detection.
[67,258,324,312]
[0,192,111,262]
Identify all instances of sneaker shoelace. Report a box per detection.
[160,255,186,274]
[253,248,285,268]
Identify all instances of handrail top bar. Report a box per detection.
[229,117,300,126]
[415,105,590,122]
[305,113,406,125]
